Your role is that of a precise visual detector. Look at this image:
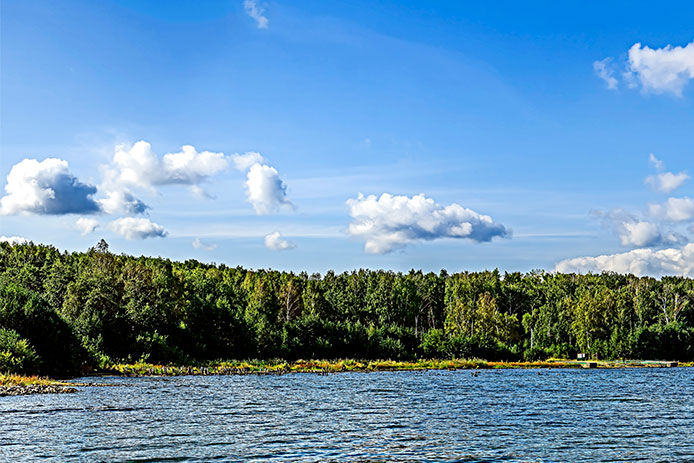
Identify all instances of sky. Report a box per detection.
[1,0,694,276]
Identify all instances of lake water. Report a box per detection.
[1,368,693,462]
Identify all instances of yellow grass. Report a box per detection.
[0,373,71,387]
[108,358,689,376]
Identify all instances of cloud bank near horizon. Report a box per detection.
[556,244,694,277]
[556,154,694,276]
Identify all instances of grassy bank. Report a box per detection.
[0,373,79,396]
[0,373,74,387]
[2,359,688,394]
[106,358,689,377]
[109,359,488,376]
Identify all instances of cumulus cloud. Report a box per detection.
[347,193,509,254]
[593,58,618,90]
[264,231,296,251]
[98,190,149,215]
[556,244,694,277]
[626,40,694,96]
[76,217,99,235]
[105,141,228,192]
[231,152,264,171]
[0,236,28,245]
[192,237,218,251]
[619,220,662,247]
[597,209,683,247]
[97,141,229,207]
[245,164,292,214]
[644,154,689,193]
[646,171,690,193]
[232,153,292,215]
[109,217,167,240]
[649,197,694,222]
[595,40,694,96]
[0,158,100,215]
[243,0,268,29]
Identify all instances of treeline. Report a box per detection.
[1,240,693,376]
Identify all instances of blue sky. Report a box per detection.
[1,0,693,275]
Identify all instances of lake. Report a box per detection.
[1,368,693,462]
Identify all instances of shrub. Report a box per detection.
[0,328,40,374]
[0,283,86,375]
[523,346,551,361]
[420,329,448,358]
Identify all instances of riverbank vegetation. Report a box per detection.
[0,373,72,387]
[0,373,78,396]
[1,241,693,377]
[108,359,685,376]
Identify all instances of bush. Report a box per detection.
[420,330,520,361]
[523,346,551,361]
[135,331,188,364]
[0,283,86,375]
[0,328,40,374]
[420,329,447,358]
[631,322,694,361]
[547,342,577,360]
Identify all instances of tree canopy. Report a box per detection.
[1,241,692,376]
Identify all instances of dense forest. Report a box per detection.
[1,240,693,377]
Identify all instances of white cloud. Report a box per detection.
[98,189,149,215]
[0,236,28,245]
[245,164,292,214]
[556,244,694,277]
[649,153,665,171]
[649,197,694,222]
[596,208,685,248]
[645,171,690,193]
[109,217,167,240]
[192,237,218,251]
[233,155,292,215]
[644,154,689,193]
[593,58,618,90]
[243,0,268,29]
[346,193,509,254]
[619,220,661,247]
[264,231,296,251]
[76,217,99,235]
[105,141,228,192]
[231,152,265,171]
[0,158,100,215]
[626,40,694,96]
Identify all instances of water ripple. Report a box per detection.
[0,369,692,462]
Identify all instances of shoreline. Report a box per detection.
[0,374,114,397]
[107,358,691,377]
[0,384,78,396]
[0,374,78,397]
[2,359,690,396]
